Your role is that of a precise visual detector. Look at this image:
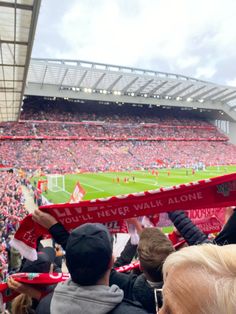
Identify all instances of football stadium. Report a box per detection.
[1,1,236,313]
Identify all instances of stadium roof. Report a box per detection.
[26,58,236,121]
[0,0,41,122]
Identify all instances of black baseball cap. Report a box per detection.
[21,247,55,273]
[66,223,113,285]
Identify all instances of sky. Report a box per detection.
[32,0,236,86]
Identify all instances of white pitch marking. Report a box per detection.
[80,183,104,192]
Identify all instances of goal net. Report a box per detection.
[47,174,65,192]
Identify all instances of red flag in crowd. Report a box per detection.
[69,181,86,203]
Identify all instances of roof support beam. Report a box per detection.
[92,73,106,89]
[204,88,228,101]
[59,68,68,88]
[192,87,217,99]
[170,84,194,98]
[0,64,25,67]
[222,94,236,103]
[107,75,123,91]
[122,77,139,92]
[147,81,169,97]
[17,0,42,121]
[0,40,28,46]
[76,70,87,87]
[0,1,33,10]
[0,79,23,82]
[215,90,236,101]
[183,85,206,98]
[230,105,236,110]
[135,79,154,95]
[40,65,47,89]
[159,82,182,96]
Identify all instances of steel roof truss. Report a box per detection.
[170,84,194,98]
[204,88,228,101]
[147,81,169,97]
[193,87,218,99]
[122,77,139,92]
[135,79,154,95]
[159,82,182,96]
[107,74,123,91]
[92,72,106,89]
[215,90,236,101]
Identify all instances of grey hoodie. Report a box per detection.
[50,279,124,314]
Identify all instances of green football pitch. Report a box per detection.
[34,165,236,205]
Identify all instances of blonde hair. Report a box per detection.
[11,294,32,314]
[163,244,236,314]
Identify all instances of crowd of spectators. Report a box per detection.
[0,103,233,173]
[0,120,226,140]
[0,100,235,313]
[0,139,235,173]
[20,100,211,126]
[0,172,29,281]
[4,207,236,314]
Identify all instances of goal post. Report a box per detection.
[47,174,65,192]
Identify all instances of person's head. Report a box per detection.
[66,223,113,286]
[21,247,56,273]
[11,294,33,314]
[137,228,174,282]
[160,244,236,314]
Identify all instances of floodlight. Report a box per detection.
[103,90,107,94]
[187,97,193,102]
[131,92,135,96]
[198,99,204,103]
[144,94,147,97]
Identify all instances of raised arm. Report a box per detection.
[168,210,211,245]
[32,209,70,250]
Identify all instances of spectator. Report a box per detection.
[32,210,174,313]
[8,247,60,314]
[160,244,236,314]
[168,209,236,246]
[43,223,149,314]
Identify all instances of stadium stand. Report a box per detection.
[0,172,28,279]
[0,99,235,173]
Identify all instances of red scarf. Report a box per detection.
[0,262,139,304]
[11,173,236,261]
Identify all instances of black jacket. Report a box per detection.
[110,298,152,314]
[214,211,236,245]
[114,238,138,268]
[110,271,162,313]
[168,210,211,245]
[168,209,236,246]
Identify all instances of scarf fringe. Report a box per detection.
[10,238,37,261]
